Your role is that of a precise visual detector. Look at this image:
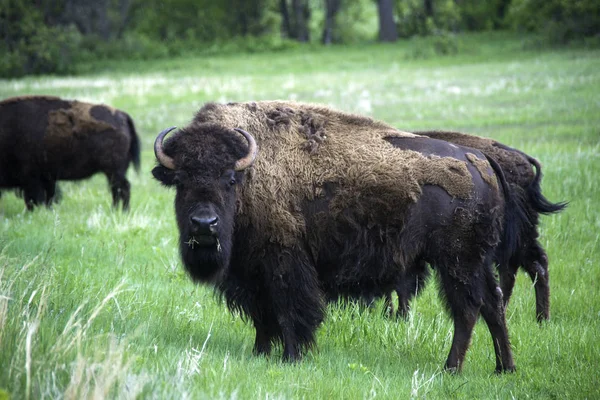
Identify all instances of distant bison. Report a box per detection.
[379,131,566,322]
[152,101,529,372]
[0,96,140,210]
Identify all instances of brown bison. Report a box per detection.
[0,96,140,210]
[152,101,528,373]
[378,131,566,322]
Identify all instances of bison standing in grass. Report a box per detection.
[153,101,529,373]
[0,96,140,210]
[379,131,566,322]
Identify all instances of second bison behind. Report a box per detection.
[153,101,529,373]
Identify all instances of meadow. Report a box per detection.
[1,33,599,399]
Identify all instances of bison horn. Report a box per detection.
[233,128,258,171]
[154,127,177,170]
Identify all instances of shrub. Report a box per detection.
[508,0,600,44]
[0,24,83,78]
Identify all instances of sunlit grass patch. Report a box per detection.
[0,254,149,399]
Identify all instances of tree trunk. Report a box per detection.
[377,0,397,42]
[61,0,111,40]
[495,0,512,28]
[292,0,309,42]
[93,0,111,40]
[115,0,132,39]
[424,0,434,18]
[280,0,292,38]
[322,0,341,44]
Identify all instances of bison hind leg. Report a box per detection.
[436,259,491,373]
[479,266,516,373]
[437,257,515,373]
[108,173,131,211]
[523,241,550,322]
[42,179,59,206]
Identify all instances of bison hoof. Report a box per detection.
[282,351,301,363]
[443,365,460,374]
[536,311,550,323]
[252,345,272,357]
[495,365,516,374]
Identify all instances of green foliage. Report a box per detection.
[333,1,379,43]
[0,3,83,77]
[395,0,459,37]
[129,0,280,42]
[395,0,504,37]
[0,0,285,77]
[130,0,231,42]
[1,0,598,77]
[508,0,600,44]
[459,0,504,31]
[405,31,461,59]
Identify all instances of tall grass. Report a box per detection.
[1,33,599,398]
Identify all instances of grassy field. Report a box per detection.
[1,33,599,399]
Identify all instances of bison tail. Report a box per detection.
[486,154,532,268]
[126,114,141,173]
[525,155,567,215]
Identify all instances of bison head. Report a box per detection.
[152,123,257,282]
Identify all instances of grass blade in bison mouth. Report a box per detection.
[184,235,219,249]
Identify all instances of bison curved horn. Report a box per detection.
[154,127,177,170]
[233,128,258,171]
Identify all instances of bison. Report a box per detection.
[377,131,566,322]
[152,101,528,373]
[0,95,140,210]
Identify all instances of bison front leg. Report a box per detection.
[262,246,325,362]
[252,318,275,357]
[23,179,46,210]
[396,259,429,319]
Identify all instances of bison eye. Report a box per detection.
[229,178,236,186]
[173,173,186,187]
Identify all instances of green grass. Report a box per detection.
[1,33,599,399]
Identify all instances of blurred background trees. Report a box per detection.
[1,0,599,77]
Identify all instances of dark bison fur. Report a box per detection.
[153,101,520,372]
[0,95,140,210]
[387,131,567,322]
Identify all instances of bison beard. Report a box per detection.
[152,101,523,373]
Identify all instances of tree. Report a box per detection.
[322,0,342,44]
[495,0,511,28]
[377,0,397,41]
[292,0,310,41]
[424,0,434,18]
[280,0,310,41]
[280,0,292,37]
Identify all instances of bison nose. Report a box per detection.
[190,215,219,235]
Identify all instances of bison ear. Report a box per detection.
[152,166,177,186]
